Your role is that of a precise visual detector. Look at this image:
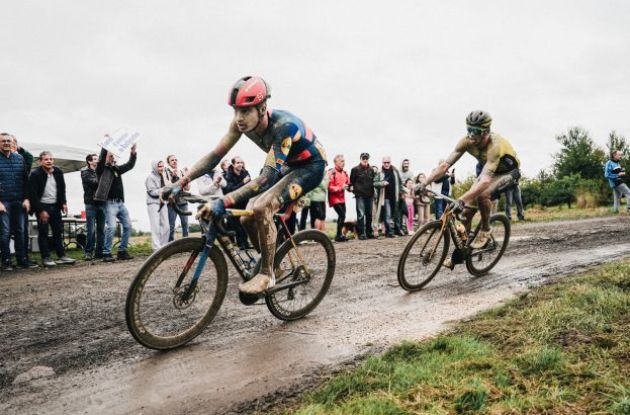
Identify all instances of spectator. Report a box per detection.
[164,154,190,241]
[399,159,414,233]
[29,151,76,267]
[403,179,416,235]
[433,161,455,219]
[403,178,415,234]
[305,174,328,231]
[327,154,350,242]
[95,143,137,262]
[399,159,414,183]
[297,196,310,231]
[219,159,231,178]
[10,136,33,171]
[224,156,251,194]
[224,156,252,249]
[414,173,432,227]
[376,156,404,237]
[145,161,169,251]
[10,136,35,264]
[349,152,377,240]
[0,133,35,270]
[197,169,227,197]
[504,182,525,221]
[605,150,630,213]
[475,161,484,177]
[278,204,298,235]
[81,153,105,260]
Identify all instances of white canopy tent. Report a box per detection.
[22,142,96,173]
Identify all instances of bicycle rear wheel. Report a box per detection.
[397,220,450,292]
[266,230,335,321]
[125,237,228,350]
[466,214,510,276]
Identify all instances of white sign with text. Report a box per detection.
[100,129,140,156]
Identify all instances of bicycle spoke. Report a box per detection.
[266,231,335,321]
[398,221,449,291]
[466,214,510,276]
[126,238,228,349]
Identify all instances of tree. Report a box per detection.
[539,174,579,208]
[553,127,605,181]
[451,175,476,199]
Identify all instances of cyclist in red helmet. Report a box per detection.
[163,76,327,295]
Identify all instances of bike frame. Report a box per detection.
[424,189,468,256]
[170,195,310,301]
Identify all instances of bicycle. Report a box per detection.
[397,189,510,292]
[125,193,336,350]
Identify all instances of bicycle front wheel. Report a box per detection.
[397,220,450,292]
[266,230,335,321]
[125,237,228,350]
[466,213,510,276]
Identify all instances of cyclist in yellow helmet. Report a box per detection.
[418,110,521,250]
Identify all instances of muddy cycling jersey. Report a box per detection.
[445,133,520,175]
[217,109,327,209]
[244,109,327,170]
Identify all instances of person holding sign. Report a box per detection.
[94,142,137,262]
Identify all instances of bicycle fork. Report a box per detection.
[176,225,218,302]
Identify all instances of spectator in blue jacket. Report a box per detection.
[604,150,630,213]
[433,160,455,219]
[0,133,35,270]
[11,136,36,266]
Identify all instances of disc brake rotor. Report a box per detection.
[172,284,199,309]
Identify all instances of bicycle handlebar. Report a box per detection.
[167,192,217,216]
[421,188,473,212]
[422,188,457,204]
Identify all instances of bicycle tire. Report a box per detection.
[125,237,228,350]
[397,220,450,292]
[466,213,510,276]
[265,230,335,321]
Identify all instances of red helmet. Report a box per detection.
[227,76,271,108]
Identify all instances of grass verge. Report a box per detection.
[276,259,630,414]
[518,205,619,224]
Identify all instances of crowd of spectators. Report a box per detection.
[297,153,458,241]
[0,132,143,271]
[3,130,627,272]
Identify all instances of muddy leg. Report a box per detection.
[251,192,282,277]
[477,192,492,231]
[460,207,476,233]
[241,196,261,252]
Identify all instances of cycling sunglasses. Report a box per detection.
[467,126,487,137]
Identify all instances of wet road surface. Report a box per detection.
[1,216,629,414]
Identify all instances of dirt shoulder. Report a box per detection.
[1,216,629,414]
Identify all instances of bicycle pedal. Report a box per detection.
[238,291,263,305]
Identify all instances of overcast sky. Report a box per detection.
[2,0,629,229]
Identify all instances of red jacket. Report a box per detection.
[327,166,349,206]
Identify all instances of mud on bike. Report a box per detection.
[398,189,510,292]
[125,193,336,350]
